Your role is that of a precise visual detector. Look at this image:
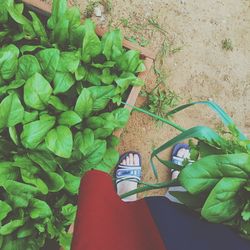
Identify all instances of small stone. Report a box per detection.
[208,97,213,102]
[94,6,102,17]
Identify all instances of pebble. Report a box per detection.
[94,6,102,17]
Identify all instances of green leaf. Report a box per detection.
[21,114,56,149]
[74,129,95,156]
[179,153,250,194]
[103,148,119,168]
[75,65,87,81]
[24,73,53,110]
[52,18,69,46]
[9,126,18,145]
[0,201,12,221]
[22,111,38,124]
[0,0,13,24]
[28,151,57,172]
[7,4,36,39]
[29,198,52,219]
[17,225,33,239]
[201,177,246,223]
[47,0,67,29]
[81,19,101,62]
[0,219,25,236]
[117,50,144,73]
[57,51,80,73]
[0,93,24,129]
[101,29,123,60]
[0,79,25,95]
[45,126,73,158]
[53,71,75,94]
[112,108,130,128]
[20,44,45,54]
[29,11,48,45]
[89,85,116,112]
[4,180,38,208]
[44,172,65,192]
[36,48,60,82]
[59,231,72,250]
[241,201,250,221]
[75,88,93,119]
[0,44,19,80]
[61,204,77,225]
[48,96,68,111]
[100,68,116,85]
[0,162,19,186]
[58,111,82,127]
[60,170,80,194]
[84,139,107,165]
[16,55,41,80]
[94,128,113,139]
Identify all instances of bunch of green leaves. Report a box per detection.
[121,101,250,240]
[141,88,179,121]
[0,0,145,249]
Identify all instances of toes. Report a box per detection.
[122,159,126,165]
[126,156,130,165]
[129,153,134,165]
[134,154,140,165]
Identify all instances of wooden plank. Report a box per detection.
[22,0,156,59]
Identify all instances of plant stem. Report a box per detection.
[120,179,177,199]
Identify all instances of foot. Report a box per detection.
[171,144,190,180]
[116,152,141,202]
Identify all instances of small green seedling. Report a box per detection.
[221,38,233,51]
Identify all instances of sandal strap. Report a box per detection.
[116,167,141,183]
[172,156,185,166]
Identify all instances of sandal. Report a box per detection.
[115,151,142,185]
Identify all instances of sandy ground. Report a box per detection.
[43,0,250,197]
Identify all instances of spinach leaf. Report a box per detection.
[0,219,25,236]
[48,96,68,112]
[0,0,13,24]
[101,29,123,60]
[117,50,145,73]
[22,111,39,125]
[201,177,246,223]
[179,153,250,194]
[88,85,116,111]
[29,198,52,219]
[36,48,60,82]
[24,73,52,110]
[58,111,82,127]
[0,201,12,221]
[53,71,75,94]
[75,88,93,119]
[61,204,77,225]
[21,114,56,149]
[0,162,19,185]
[16,55,41,80]
[45,126,73,158]
[74,129,95,156]
[100,68,116,85]
[47,0,67,29]
[0,93,24,129]
[3,180,38,208]
[57,51,80,73]
[60,171,80,195]
[29,11,48,45]
[0,44,19,80]
[103,148,119,168]
[7,4,36,39]
[81,19,101,63]
[84,139,107,165]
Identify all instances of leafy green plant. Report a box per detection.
[122,101,250,240]
[0,0,145,249]
[222,38,233,51]
[141,88,179,121]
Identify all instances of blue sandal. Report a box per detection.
[115,151,142,185]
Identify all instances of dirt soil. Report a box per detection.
[44,0,250,198]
